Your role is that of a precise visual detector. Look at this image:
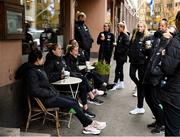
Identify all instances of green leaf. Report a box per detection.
[93,61,110,75]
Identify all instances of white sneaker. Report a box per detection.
[110,83,122,91]
[92,89,104,96]
[132,91,137,97]
[92,120,107,130]
[120,81,124,89]
[83,124,101,135]
[129,107,145,115]
[102,82,107,87]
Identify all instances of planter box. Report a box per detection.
[101,74,109,84]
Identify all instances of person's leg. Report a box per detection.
[78,84,88,106]
[144,84,154,110]
[114,60,121,83]
[163,102,180,136]
[87,70,104,89]
[104,50,112,64]
[151,86,164,126]
[129,64,145,115]
[137,64,145,108]
[98,46,104,62]
[119,61,125,89]
[144,84,157,126]
[84,49,90,61]
[129,64,139,85]
[119,61,125,82]
[47,94,92,127]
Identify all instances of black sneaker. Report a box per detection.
[88,97,103,105]
[151,125,165,134]
[83,109,96,118]
[147,121,156,128]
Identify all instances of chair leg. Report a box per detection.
[68,113,72,128]
[25,111,31,132]
[55,110,60,136]
[43,113,47,125]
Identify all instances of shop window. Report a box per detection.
[22,0,60,54]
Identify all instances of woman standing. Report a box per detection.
[111,22,130,90]
[128,21,149,115]
[97,23,115,64]
[160,11,180,136]
[75,12,94,61]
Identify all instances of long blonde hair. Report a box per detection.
[117,21,128,35]
[131,21,149,44]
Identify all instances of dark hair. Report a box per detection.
[47,43,58,53]
[161,18,168,26]
[69,39,79,47]
[176,11,180,21]
[162,18,168,22]
[28,49,43,64]
[66,44,78,54]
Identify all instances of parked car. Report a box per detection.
[28,29,44,47]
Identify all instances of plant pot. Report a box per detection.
[101,74,109,84]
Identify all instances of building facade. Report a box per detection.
[0,0,138,127]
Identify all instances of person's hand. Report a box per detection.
[100,33,105,40]
[163,32,172,39]
[161,49,166,56]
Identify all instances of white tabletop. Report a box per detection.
[78,65,95,70]
[87,65,95,70]
[52,77,82,85]
[78,65,86,70]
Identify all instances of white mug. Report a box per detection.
[85,61,90,67]
[64,71,70,78]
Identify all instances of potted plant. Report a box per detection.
[93,61,110,83]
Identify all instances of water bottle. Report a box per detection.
[61,67,65,79]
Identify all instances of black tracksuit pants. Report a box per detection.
[85,70,104,89]
[84,49,91,61]
[114,60,125,83]
[129,64,145,108]
[77,75,92,105]
[162,101,180,136]
[45,94,92,127]
[144,84,164,126]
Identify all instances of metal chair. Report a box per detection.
[25,96,60,136]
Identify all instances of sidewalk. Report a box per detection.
[25,59,164,136]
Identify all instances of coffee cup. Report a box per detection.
[85,61,90,67]
[145,40,152,49]
[64,71,70,78]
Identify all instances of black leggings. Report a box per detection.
[129,64,145,108]
[114,60,125,83]
[98,47,113,64]
[77,75,92,105]
[84,49,91,61]
[46,94,92,127]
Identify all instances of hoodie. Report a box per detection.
[44,53,67,83]
[15,62,57,99]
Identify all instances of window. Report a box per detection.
[22,0,61,54]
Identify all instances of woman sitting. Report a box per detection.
[15,49,106,135]
[69,39,107,92]
[44,43,97,118]
[64,44,105,105]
